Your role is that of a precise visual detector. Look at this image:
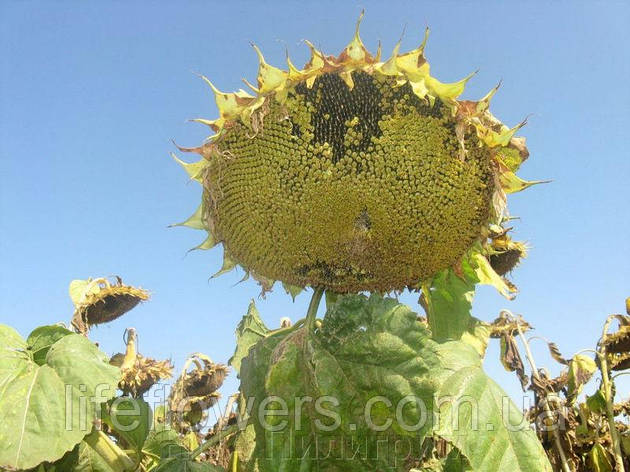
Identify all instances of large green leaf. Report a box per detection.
[0,325,29,391]
[66,441,118,472]
[102,397,152,452]
[433,342,551,472]
[240,294,442,471]
[425,267,476,342]
[0,325,120,470]
[239,294,551,472]
[229,300,270,376]
[26,325,73,365]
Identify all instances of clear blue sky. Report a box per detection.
[1,1,628,410]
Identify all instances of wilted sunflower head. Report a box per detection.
[110,328,173,397]
[174,13,542,294]
[69,277,149,334]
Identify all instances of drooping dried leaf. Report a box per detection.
[489,312,531,338]
[546,341,570,365]
[499,333,528,389]
[613,399,630,417]
[530,369,568,396]
[567,354,597,403]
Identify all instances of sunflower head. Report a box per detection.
[168,354,228,432]
[488,229,529,277]
[69,277,149,334]
[174,13,542,295]
[110,328,173,397]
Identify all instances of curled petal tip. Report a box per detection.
[285,49,301,74]
[250,42,266,65]
[304,39,320,57]
[397,23,408,44]
[196,73,222,96]
[355,9,365,38]
[421,26,430,50]
[242,78,259,93]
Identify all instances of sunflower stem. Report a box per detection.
[305,287,324,333]
[515,319,572,472]
[190,424,238,460]
[598,315,626,472]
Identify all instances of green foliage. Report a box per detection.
[229,300,270,376]
[587,443,613,472]
[567,355,597,403]
[102,397,152,452]
[2,274,627,472]
[424,267,476,342]
[0,325,120,470]
[238,294,549,472]
[432,342,551,471]
[25,325,73,365]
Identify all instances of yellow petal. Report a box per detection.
[409,79,429,100]
[286,51,305,81]
[303,40,326,72]
[476,80,501,114]
[339,71,355,89]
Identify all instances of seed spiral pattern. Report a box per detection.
[205,71,494,292]
[175,18,536,296]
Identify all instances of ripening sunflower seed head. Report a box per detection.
[174,13,542,295]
